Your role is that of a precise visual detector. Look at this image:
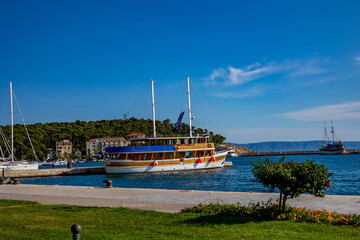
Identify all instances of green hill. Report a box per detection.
[0,118,225,160]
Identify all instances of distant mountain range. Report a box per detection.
[231,141,360,152]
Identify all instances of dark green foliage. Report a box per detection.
[182,202,360,227]
[0,118,226,160]
[251,157,334,213]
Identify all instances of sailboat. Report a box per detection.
[104,76,228,174]
[318,121,346,155]
[0,82,38,171]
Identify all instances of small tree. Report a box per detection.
[251,157,334,213]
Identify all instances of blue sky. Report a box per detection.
[1,0,360,143]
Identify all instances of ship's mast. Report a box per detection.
[151,80,156,138]
[10,82,14,162]
[324,121,328,144]
[187,76,193,137]
[331,120,335,143]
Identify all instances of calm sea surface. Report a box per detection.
[21,154,360,196]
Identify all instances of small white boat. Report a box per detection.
[54,160,67,165]
[318,121,346,155]
[227,147,238,157]
[0,160,38,171]
[0,82,38,171]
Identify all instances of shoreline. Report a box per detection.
[0,184,359,214]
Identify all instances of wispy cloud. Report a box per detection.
[274,101,360,121]
[211,85,267,98]
[355,57,360,64]
[205,57,330,87]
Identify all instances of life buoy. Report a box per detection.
[196,158,202,163]
[210,157,215,162]
[207,144,212,148]
[152,161,159,166]
[175,147,179,151]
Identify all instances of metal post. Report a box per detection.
[187,76,192,137]
[10,82,14,162]
[151,80,156,138]
[71,224,82,240]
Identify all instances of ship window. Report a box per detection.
[164,152,174,159]
[186,152,191,158]
[177,139,181,144]
[154,152,164,160]
[176,152,185,158]
[197,151,205,157]
[189,138,196,144]
[143,153,152,160]
[119,154,126,159]
[133,154,141,160]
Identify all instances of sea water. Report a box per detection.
[21,154,360,196]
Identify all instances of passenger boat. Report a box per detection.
[105,77,228,174]
[318,121,346,155]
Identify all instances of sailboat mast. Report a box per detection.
[324,121,328,143]
[10,82,14,162]
[187,76,193,137]
[331,120,335,143]
[151,80,156,138]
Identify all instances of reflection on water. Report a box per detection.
[22,154,360,196]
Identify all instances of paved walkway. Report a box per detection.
[0,184,359,214]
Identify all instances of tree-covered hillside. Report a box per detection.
[0,118,225,160]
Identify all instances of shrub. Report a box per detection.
[182,202,360,227]
[250,157,333,213]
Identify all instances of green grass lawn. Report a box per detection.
[0,199,359,239]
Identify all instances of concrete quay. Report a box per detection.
[5,166,105,178]
[0,184,359,214]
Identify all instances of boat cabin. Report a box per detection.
[105,136,214,161]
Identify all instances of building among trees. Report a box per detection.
[56,140,72,157]
[86,137,130,156]
[75,149,82,157]
[47,148,56,160]
[127,133,146,141]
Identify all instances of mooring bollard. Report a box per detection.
[13,178,20,184]
[103,180,113,188]
[71,224,82,240]
[67,158,72,169]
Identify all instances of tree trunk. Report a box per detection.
[279,191,283,213]
[282,194,287,213]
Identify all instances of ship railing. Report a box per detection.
[134,133,211,139]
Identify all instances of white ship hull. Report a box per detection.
[0,162,38,171]
[227,152,238,157]
[318,149,346,155]
[105,151,227,174]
